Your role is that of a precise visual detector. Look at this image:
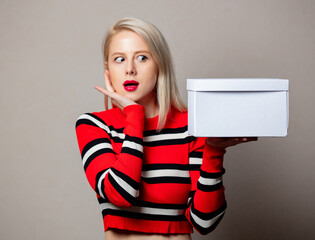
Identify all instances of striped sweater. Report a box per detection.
[75,104,227,235]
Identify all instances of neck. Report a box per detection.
[138,97,159,119]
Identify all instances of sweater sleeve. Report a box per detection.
[75,105,145,208]
[185,136,227,235]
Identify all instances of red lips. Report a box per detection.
[123,80,139,91]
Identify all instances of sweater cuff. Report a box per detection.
[123,105,145,137]
[201,143,226,173]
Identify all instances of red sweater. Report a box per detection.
[75,105,227,235]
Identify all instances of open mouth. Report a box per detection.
[123,80,139,91]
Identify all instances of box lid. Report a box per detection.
[187,78,289,91]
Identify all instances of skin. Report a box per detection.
[94,29,257,239]
[95,30,159,118]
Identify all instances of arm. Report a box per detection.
[75,105,145,208]
[185,136,227,235]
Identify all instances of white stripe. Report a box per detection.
[109,169,139,198]
[122,140,143,152]
[198,176,222,186]
[190,209,225,229]
[82,142,112,166]
[189,157,202,165]
[100,202,185,216]
[97,169,110,199]
[143,132,188,142]
[78,114,125,139]
[142,169,189,178]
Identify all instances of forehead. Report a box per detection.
[109,30,150,54]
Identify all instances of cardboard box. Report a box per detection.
[187,78,289,137]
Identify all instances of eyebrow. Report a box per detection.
[111,50,151,56]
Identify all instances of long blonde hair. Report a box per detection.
[102,18,186,130]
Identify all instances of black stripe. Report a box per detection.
[142,164,189,171]
[189,210,225,235]
[107,136,123,143]
[188,135,197,143]
[111,168,139,190]
[189,164,201,171]
[189,151,203,158]
[188,151,202,171]
[97,196,109,204]
[141,176,191,184]
[95,169,108,198]
[97,197,187,210]
[188,191,196,206]
[143,126,187,136]
[124,135,143,145]
[143,137,190,147]
[189,190,196,199]
[85,113,124,134]
[134,200,187,210]
[101,208,186,221]
[76,118,98,129]
[200,168,225,179]
[197,181,223,192]
[81,138,111,158]
[143,126,190,147]
[101,176,107,199]
[76,114,124,143]
[98,198,187,221]
[120,135,143,158]
[191,201,227,221]
[83,148,114,171]
[108,173,136,205]
[189,201,227,234]
[121,147,143,159]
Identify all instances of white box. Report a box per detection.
[187,78,289,137]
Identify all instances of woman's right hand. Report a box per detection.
[94,70,138,110]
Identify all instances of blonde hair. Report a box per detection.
[102,17,186,130]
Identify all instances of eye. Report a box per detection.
[137,55,148,62]
[114,57,124,63]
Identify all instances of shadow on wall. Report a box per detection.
[219,137,309,240]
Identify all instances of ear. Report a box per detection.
[104,62,111,82]
[104,70,111,83]
[104,69,115,92]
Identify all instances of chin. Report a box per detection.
[122,93,141,102]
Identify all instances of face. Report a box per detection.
[105,30,158,105]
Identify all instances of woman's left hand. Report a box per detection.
[206,137,258,149]
[94,70,138,110]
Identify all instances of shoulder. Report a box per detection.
[75,107,124,129]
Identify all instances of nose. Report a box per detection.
[126,59,136,76]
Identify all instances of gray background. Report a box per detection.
[1,0,314,239]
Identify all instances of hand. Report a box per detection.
[206,137,258,149]
[94,70,138,110]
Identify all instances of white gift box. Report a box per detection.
[187,78,289,137]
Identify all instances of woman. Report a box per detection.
[75,18,257,239]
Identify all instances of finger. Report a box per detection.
[218,137,239,145]
[230,137,256,143]
[95,85,120,100]
[206,137,227,147]
[231,137,258,146]
[94,85,107,95]
[111,99,125,110]
[241,137,258,142]
[94,85,116,99]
